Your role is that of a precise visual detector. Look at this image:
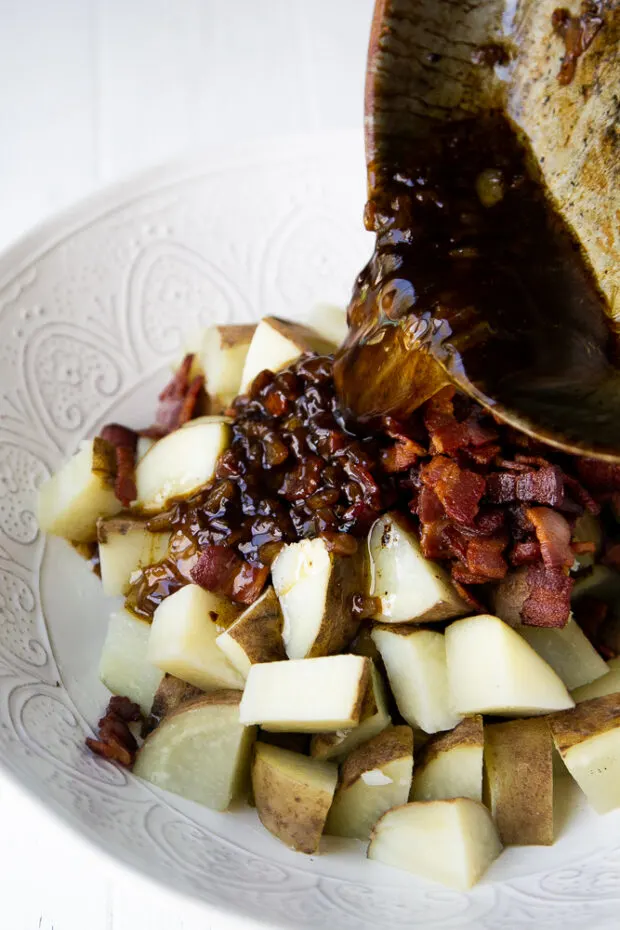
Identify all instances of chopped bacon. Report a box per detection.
[427,459,486,525]
[452,563,492,585]
[525,507,574,571]
[154,354,205,434]
[420,519,452,560]
[510,539,541,565]
[465,443,501,466]
[563,474,601,515]
[486,466,564,507]
[86,696,142,767]
[465,536,508,580]
[381,437,426,473]
[191,544,267,605]
[424,388,497,455]
[98,422,138,506]
[416,486,445,523]
[453,580,487,611]
[521,564,573,628]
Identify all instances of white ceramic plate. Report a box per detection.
[1,130,619,930]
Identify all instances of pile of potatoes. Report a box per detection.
[37,311,620,891]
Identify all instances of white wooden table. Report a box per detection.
[0,1,373,926]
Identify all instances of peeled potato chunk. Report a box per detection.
[98,516,170,597]
[252,742,337,854]
[200,324,256,407]
[372,627,461,733]
[239,655,370,732]
[548,693,620,814]
[516,617,608,691]
[326,725,414,841]
[135,419,230,513]
[99,609,164,715]
[411,715,483,803]
[37,438,121,542]
[216,586,285,678]
[484,718,553,845]
[572,657,620,703]
[445,614,574,716]
[368,513,467,623]
[239,316,335,393]
[368,799,502,890]
[134,691,255,811]
[147,583,244,691]
[310,664,390,761]
[271,537,362,659]
[307,303,348,346]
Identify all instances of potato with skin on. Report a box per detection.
[99,609,164,716]
[215,586,285,678]
[239,655,371,733]
[252,742,338,854]
[134,418,230,513]
[572,656,620,703]
[368,513,467,623]
[516,617,609,691]
[548,693,620,814]
[37,438,121,542]
[445,614,574,716]
[240,316,335,393]
[310,664,391,761]
[484,718,554,845]
[368,799,502,891]
[134,691,255,811]
[372,626,461,733]
[200,324,256,407]
[149,674,204,721]
[97,516,171,596]
[411,715,483,803]
[325,726,414,841]
[271,537,362,660]
[147,583,244,691]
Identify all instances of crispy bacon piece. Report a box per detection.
[424,388,497,455]
[153,354,206,434]
[420,519,452,560]
[563,475,601,515]
[381,437,426,473]
[486,466,564,507]
[191,544,268,605]
[421,457,486,525]
[525,507,574,571]
[510,539,542,566]
[453,580,486,611]
[99,422,138,506]
[576,458,620,493]
[521,564,573,627]
[451,563,492,585]
[86,696,142,767]
[416,486,445,523]
[465,536,508,580]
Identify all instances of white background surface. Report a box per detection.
[0,1,374,927]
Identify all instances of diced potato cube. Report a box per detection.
[200,324,256,406]
[99,609,164,715]
[98,516,170,596]
[215,586,285,679]
[516,617,608,691]
[411,715,483,803]
[147,583,244,690]
[38,439,121,542]
[310,664,390,761]
[240,317,334,393]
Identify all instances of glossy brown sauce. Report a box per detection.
[334,113,620,457]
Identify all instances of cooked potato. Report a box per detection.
[135,418,230,513]
[372,626,461,733]
[133,691,255,811]
[200,324,256,407]
[239,655,370,732]
[252,742,338,854]
[310,664,390,761]
[150,674,204,721]
[98,516,170,596]
[216,586,285,678]
[491,566,529,627]
[484,718,553,845]
[37,438,121,542]
[445,614,574,716]
[99,609,164,715]
[170,326,207,380]
[147,583,244,690]
[572,565,620,602]
[516,617,608,691]
[548,693,620,813]
[572,657,620,703]
[239,316,334,393]
[368,799,502,890]
[136,436,155,462]
[271,537,362,659]
[349,624,382,664]
[325,726,413,840]
[411,715,483,803]
[307,303,348,346]
[572,512,602,570]
[368,513,467,623]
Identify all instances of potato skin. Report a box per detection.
[548,693,620,753]
[416,715,483,770]
[340,725,413,791]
